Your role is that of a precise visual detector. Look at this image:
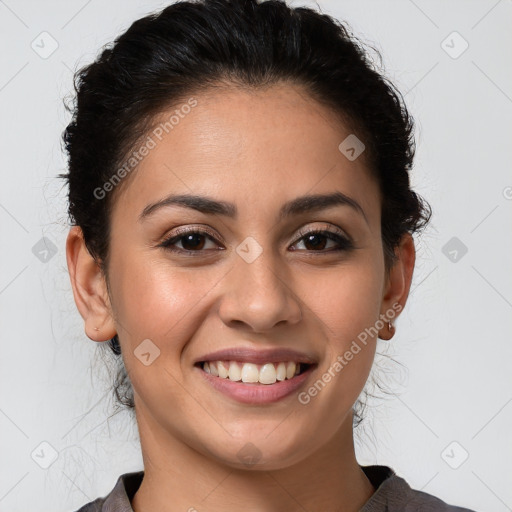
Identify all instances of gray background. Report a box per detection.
[0,0,511,510]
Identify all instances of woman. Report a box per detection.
[61,0,477,510]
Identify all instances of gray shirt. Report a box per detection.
[73,465,478,511]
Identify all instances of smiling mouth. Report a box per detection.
[194,361,313,385]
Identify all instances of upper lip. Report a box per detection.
[195,347,318,365]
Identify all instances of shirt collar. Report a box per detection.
[100,465,405,511]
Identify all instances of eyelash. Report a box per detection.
[158,225,354,255]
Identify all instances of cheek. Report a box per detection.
[303,257,384,344]
[109,256,215,421]
[296,258,383,413]
[112,255,213,350]
[108,250,204,389]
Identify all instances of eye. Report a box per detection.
[158,224,354,255]
[158,227,222,255]
[291,226,354,253]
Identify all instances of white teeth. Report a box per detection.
[259,363,277,384]
[287,361,297,379]
[202,360,308,384]
[209,361,218,377]
[241,363,259,383]
[217,361,229,379]
[276,362,287,381]
[228,361,242,381]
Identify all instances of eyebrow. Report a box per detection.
[138,191,368,225]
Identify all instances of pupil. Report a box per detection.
[183,233,204,250]
[305,234,326,250]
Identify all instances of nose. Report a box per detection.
[217,246,303,333]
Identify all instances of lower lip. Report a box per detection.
[195,364,316,404]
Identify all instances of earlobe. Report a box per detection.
[378,233,416,339]
[65,226,117,342]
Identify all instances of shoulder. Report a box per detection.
[70,471,144,512]
[72,497,106,512]
[401,485,478,511]
[360,465,478,512]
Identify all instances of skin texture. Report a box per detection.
[66,82,416,512]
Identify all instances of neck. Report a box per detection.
[131,406,375,512]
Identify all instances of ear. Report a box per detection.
[65,226,117,342]
[379,233,416,339]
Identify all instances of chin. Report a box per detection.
[203,435,311,471]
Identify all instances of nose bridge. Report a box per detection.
[218,234,302,330]
[238,240,282,292]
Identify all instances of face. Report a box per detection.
[67,82,415,471]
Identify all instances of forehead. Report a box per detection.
[110,83,380,227]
